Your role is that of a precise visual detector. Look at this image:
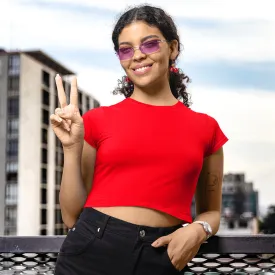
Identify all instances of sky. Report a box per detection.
[1,0,274,213]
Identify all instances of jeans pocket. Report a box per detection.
[59,219,96,256]
[164,249,180,272]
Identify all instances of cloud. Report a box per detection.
[0,0,274,63]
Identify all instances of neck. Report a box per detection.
[131,79,177,106]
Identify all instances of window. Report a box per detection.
[42,109,49,125]
[42,128,48,144]
[5,184,17,205]
[8,76,20,91]
[40,229,47,235]
[7,97,19,116]
[7,172,17,182]
[55,209,62,224]
[42,70,50,87]
[5,206,17,235]
[55,94,59,108]
[41,168,47,184]
[7,119,19,136]
[41,188,47,204]
[55,170,62,186]
[41,209,47,225]
[86,96,90,111]
[55,152,64,167]
[6,162,18,173]
[42,89,50,106]
[8,55,20,75]
[94,100,100,108]
[7,139,18,157]
[56,136,62,149]
[41,148,48,164]
[78,92,83,105]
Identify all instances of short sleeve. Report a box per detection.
[82,109,98,149]
[204,115,228,157]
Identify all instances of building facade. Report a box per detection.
[0,49,99,236]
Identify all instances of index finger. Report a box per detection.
[70,76,78,107]
[55,74,67,108]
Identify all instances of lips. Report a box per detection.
[132,64,153,75]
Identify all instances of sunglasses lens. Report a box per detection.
[141,40,160,54]
[118,47,134,60]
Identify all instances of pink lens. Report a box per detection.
[118,40,161,60]
[118,47,134,60]
[140,40,160,54]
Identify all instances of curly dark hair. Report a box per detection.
[112,4,191,107]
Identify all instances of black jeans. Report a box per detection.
[55,208,188,275]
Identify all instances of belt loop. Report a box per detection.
[95,214,110,239]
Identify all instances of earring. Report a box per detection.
[124,76,134,92]
[170,62,179,73]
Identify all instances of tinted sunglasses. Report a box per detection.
[117,39,167,61]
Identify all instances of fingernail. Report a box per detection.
[58,117,62,122]
[55,74,60,79]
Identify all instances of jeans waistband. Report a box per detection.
[79,207,184,241]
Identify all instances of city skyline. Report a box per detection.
[1,0,274,210]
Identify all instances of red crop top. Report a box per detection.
[82,98,228,222]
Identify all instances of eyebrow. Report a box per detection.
[119,35,160,46]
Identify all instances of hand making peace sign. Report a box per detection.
[50,75,84,150]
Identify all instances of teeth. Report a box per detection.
[135,66,150,72]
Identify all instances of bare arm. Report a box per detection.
[194,147,224,239]
[52,75,96,228]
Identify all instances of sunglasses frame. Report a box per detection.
[116,39,167,61]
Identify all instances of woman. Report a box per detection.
[51,5,228,275]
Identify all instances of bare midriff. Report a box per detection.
[93,206,183,227]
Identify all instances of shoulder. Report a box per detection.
[180,105,217,127]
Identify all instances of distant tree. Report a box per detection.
[260,205,275,234]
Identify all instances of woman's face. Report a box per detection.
[118,21,178,89]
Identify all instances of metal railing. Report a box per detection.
[0,235,275,274]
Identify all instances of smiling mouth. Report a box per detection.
[132,64,153,74]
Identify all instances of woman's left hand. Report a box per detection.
[151,223,206,271]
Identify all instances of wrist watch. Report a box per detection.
[193,221,212,240]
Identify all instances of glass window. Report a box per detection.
[86,96,90,111]
[8,55,20,75]
[7,139,18,157]
[42,128,48,144]
[41,148,48,164]
[7,97,19,116]
[42,70,50,87]
[42,89,50,106]
[7,172,17,182]
[55,209,62,224]
[7,118,19,136]
[40,229,47,235]
[94,100,100,108]
[42,109,49,125]
[5,184,17,205]
[6,162,18,173]
[41,188,47,204]
[41,209,47,225]
[5,206,17,235]
[41,168,47,184]
[55,170,62,186]
[55,189,60,204]
[78,91,83,105]
[8,76,20,91]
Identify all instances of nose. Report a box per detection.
[132,47,146,61]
